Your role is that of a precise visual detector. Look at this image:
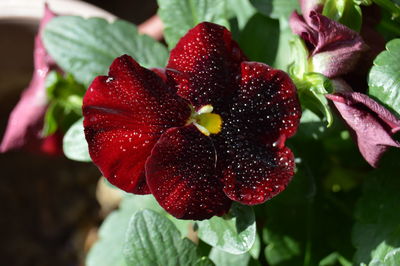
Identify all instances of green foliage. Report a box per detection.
[86,195,162,266]
[368,38,400,117]
[372,0,400,23]
[209,247,251,265]
[207,233,260,265]
[63,118,90,162]
[352,150,400,265]
[196,203,256,254]
[319,252,352,266]
[194,257,215,266]
[43,16,168,86]
[226,0,256,32]
[354,0,372,5]
[157,0,229,48]
[322,0,362,31]
[260,170,309,266]
[87,194,192,266]
[123,210,201,266]
[238,13,280,65]
[273,18,298,70]
[250,0,300,19]
[43,71,85,136]
[296,72,334,126]
[288,36,334,126]
[259,133,360,266]
[296,110,327,140]
[289,36,309,78]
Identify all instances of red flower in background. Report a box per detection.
[0,5,62,155]
[83,22,301,220]
[327,91,400,167]
[289,2,367,78]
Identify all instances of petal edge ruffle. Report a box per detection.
[167,22,246,109]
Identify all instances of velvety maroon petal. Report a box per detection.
[214,62,300,205]
[218,140,295,205]
[299,0,324,24]
[166,22,246,109]
[234,62,301,143]
[83,55,191,194]
[0,5,56,153]
[308,12,367,78]
[145,125,232,220]
[289,11,318,47]
[326,92,400,167]
[290,9,368,78]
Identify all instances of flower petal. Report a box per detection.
[326,92,400,167]
[290,10,368,78]
[289,11,318,47]
[227,62,301,146]
[218,139,295,205]
[0,5,56,153]
[299,0,324,24]
[215,62,300,205]
[308,11,368,78]
[166,22,246,108]
[145,125,232,220]
[83,55,191,194]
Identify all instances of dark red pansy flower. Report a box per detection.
[83,22,301,220]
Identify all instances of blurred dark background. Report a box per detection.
[85,0,158,24]
[0,1,157,265]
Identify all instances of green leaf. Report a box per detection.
[296,109,327,140]
[123,193,191,238]
[123,210,199,266]
[370,248,400,266]
[263,228,301,265]
[45,72,85,104]
[296,72,334,126]
[352,150,400,265]
[319,252,352,266]
[260,170,309,266]
[43,71,85,136]
[354,0,372,5]
[273,18,297,70]
[250,0,300,19]
[157,0,229,49]
[207,233,259,265]
[195,257,215,266]
[322,0,362,32]
[226,0,256,31]
[372,0,400,23]
[196,203,256,254]
[288,36,309,79]
[259,146,356,266]
[86,195,165,266]
[249,233,261,259]
[43,103,59,137]
[63,118,91,162]
[209,247,251,265]
[368,38,400,117]
[238,13,279,65]
[44,16,168,86]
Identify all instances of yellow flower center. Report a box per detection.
[187,105,223,136]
